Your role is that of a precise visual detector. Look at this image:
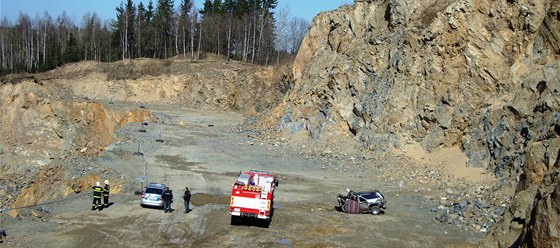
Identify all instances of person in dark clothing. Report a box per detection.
[162,187,173,213]
[102,180,110,208]
[92,181,103,210]
[183,187,191,213]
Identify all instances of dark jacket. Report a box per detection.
[103,185,110,196]
[183,191,191,202]
[92,186,103,198]
[162,190,173,202]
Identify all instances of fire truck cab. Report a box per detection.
[229,170,278,226]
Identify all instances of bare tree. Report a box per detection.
[0,17,9,71]
[41,12,52,66]
[91,14,102,60]
[197,16,202,59]
[82,12,92,60]
[274,5,290,64]
[0,0,294,73]
[288,17,308,54]
[178,0,194,58]
[175,12,180,56]
[190,8,198,59]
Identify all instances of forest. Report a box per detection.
[0,0,309,75]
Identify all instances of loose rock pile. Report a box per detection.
[431,182,513,232]
[242,118,515,232]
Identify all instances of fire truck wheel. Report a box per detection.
[230,216,240,225]
[370,206,381,215]
[260,219,271,228]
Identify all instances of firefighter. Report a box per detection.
[252,173,259,185]
[92,182,103,210]
[102,180,110,208]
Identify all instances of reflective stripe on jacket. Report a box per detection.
[103,185,110,196]
[93,186,103,198]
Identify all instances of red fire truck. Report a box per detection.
[229,170,278,226]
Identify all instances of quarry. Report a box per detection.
[1,0,559,247]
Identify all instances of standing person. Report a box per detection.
[92,182,103,210]
[162,187,173,213]
[183,187,191,213]
[102,180,110,208]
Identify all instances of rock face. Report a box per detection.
[0,81,155,172]
[42,58,291,115]
[481,145,559,247]
[275,0,559,246]
[0,81,155,215]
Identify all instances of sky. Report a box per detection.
[1,0,352,25]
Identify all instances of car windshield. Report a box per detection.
[145,188,163,194]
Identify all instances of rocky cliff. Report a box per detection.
[272,0,559,246]
[0,80,155,215]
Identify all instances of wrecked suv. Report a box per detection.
[337,189,386,215]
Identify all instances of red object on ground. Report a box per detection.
[345,199,360,214]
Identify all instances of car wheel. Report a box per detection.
[370,206,381,215]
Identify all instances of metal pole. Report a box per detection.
[134,142,143,156]
[142,143,148,184]
[156,130,164,143]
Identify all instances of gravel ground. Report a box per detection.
[1,104,485,247]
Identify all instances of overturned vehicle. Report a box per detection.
[337,189,386,215]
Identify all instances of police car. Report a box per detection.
[140,182,166,208]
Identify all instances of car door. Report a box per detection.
[358,196,369,213]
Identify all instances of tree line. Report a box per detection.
[0,0,309,75]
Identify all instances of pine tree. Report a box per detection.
[179,0,194,58]
[137,2,146,57]
[155,0,175,59]
[258,0,277,64]
[125,0,136,59]
[145,0,156,58]
[111,3,125,60]
[222,0,235,60]
[63,33,80,63]
[0,0,289,72]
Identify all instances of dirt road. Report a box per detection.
[3,104,482,247]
